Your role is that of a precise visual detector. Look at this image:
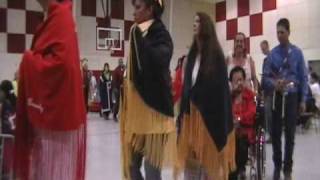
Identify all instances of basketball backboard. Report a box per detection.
[96,27,123,51]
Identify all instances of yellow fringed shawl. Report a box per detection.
[176,104,236,180]
[120,26,176,180]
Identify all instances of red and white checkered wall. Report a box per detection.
[0,0,44,54]
[215,0,277,55]
[0,0,132,58]
[215,0,320,76]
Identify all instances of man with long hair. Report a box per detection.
[227,32,258,92]
[14,0,86,179]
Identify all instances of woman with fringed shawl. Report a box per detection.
[120,0,176,179]
[14,0,86,179]
[177,12,236,180]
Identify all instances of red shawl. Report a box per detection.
[14,1,86,179]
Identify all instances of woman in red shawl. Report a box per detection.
[14,0,86,180]
[229,66,256,180]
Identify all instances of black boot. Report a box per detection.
[113,114,118,122]
[284,171,292,180]
[103,112,110,120]
[273,169,281,180]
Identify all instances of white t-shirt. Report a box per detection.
[310,83,320,109]
[192,55,201,87]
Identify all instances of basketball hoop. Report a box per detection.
[96,27,123,51]
[107,45,114,54]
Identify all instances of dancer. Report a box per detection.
[99,63,113,120]
[177,12,235,180]
[112,59,125,121]
[14,0,86,179]
[120,0,176,179]
[263,18,308,180]
[81,58,90,111]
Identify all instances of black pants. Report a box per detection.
[84,87,89,112]
[229,135,249,180]
[130,152,161,180]
[112,87,123,119]
[272,92,298,173]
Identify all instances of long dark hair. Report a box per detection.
[188,12,225,76]
[175,55,186,71]
[0,80,17,108]
[103,63,110,72]
[229,66,246,82]
[311,72,320,84]
[132,0,164,20]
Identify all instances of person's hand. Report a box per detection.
[275,79,285,92]
[233,116,240,128]
[232,82,242,95]
[300,102,306,113]
[231,82,237,92]
[274,79,281,91]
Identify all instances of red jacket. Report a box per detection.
[232,88,256,143]
[112,66,125,89]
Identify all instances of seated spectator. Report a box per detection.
[0,80,16,178]
[0,80,16,134]
[298,72,320,129]
[310,72,320,110]
[229,66,256,180]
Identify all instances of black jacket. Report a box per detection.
[130,20,174,117]
[179,47,234,151]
